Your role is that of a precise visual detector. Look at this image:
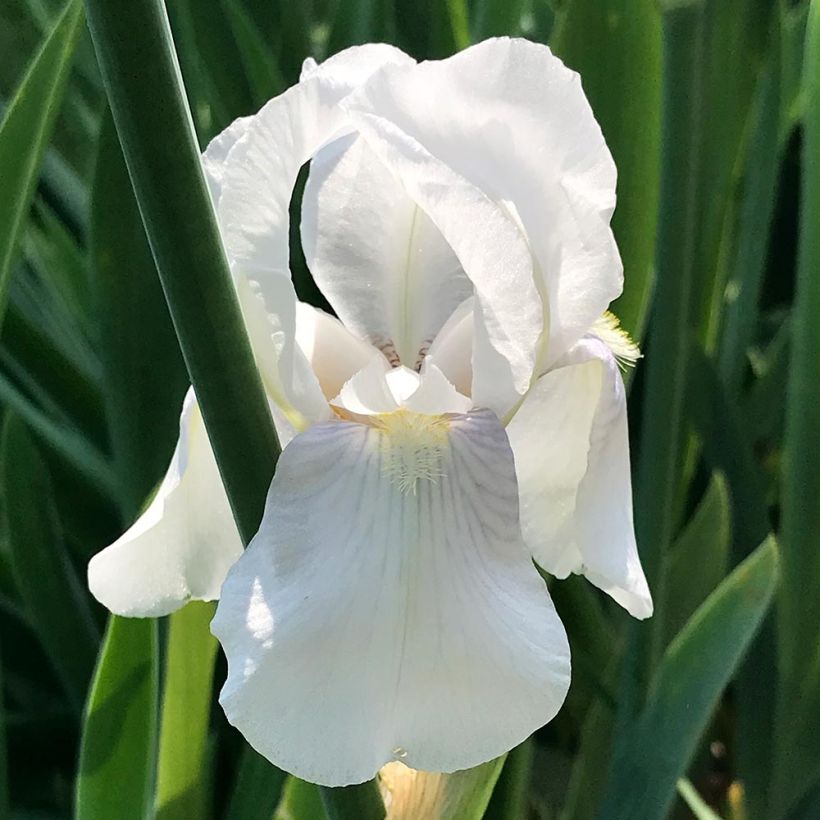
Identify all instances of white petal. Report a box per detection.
[344,37,621,370]
[216,45,414,427]
[507,338,652,618]
[301,133,471,368]
[202,115,253,206]
[426,296,474,397]
[333,355,398,415]
[294,302,380,401]
[212,410,570,786]
[405,363,472,415]
[340,101,542,418]
[88,389,242,617]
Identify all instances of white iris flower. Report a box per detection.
[88,38,652,786]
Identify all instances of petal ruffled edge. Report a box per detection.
[88,389,243,617]
[508,338,652,619]
[212,409,570,785]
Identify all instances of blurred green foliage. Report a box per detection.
[0,0,817,818]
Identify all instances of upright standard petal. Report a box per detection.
[212,410,570,786]
[88,389,242,617]
[507,339,652,619]
[341,97,543,416]
[301,133,471,369]
[344,37,621,370]
[214,45,415,428]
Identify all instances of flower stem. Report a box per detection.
[83,0,279,545]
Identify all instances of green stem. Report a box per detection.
[83,0,280,544]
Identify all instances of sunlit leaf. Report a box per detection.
[75,616,158,820]
[155,602,218,820]
[600,537,778,820]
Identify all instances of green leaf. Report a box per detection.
[75,616,159,820]
[717,38,783,395]
[690,0,774,351]
[551,0,662,341]
[0,655,8,819]
[319,782,385,820]
[274,777,325,820]
[221,0,287,106]
[379,757,504,820]
[484,740,533,820]
[0,0,83,330]
[599,537,779,820]
[91,111,188,517]
[226,746,287,820]
[471,0,524,39]
[0,368,117,504]
[85,0,280,544]
[327,0,395,53]
[686,343,770,558]
[772,2,820,815]
[745,316,790,444]
[156,602,218,820]
[628,4,707,703]
[24,199,93,337]
[165,0,254,141]
[0,413,99,712]
[662,472,731,645]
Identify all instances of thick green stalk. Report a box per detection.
[83,0,280,545]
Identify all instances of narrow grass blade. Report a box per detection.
[0,0,83,330]
[718,42,783,394]
[551,0,662,340]
[0,413,99,712]
[222,0,287,106]
[691,0,775,351]
[156,602,218,820]
[772,2,820,814]
[600,537,779,820]
[75,616,159,820]
[0,369,117,503]
[677,778,723,820]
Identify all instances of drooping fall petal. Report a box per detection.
[212,409,570,786]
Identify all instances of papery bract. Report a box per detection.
[88,38,652,786]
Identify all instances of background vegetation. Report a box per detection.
[0,0,817,818]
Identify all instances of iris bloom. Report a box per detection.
[88,38,652,786]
